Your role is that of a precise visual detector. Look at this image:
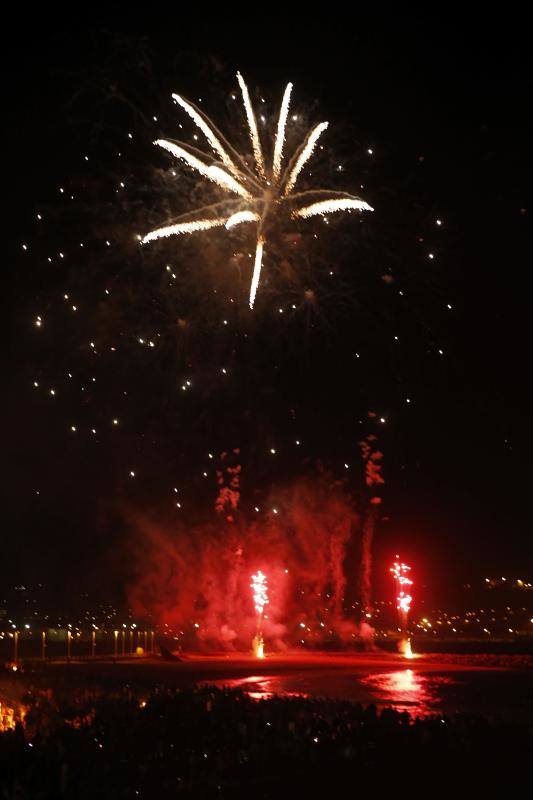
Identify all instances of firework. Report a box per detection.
[391,559,413,615]
[272,82,293,180]
[142,74,373,308]
[251,570,269,657]
[390,558,414,658]
[358,430,385,621]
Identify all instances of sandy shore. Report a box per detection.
[11,650,530,689]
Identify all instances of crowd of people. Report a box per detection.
[1,683,531,797]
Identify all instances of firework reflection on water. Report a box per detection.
[207,669,456,717]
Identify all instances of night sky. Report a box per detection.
[3,13,531,611]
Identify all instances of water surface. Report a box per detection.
[210,666,532,719]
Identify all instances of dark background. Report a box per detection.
[2,11,531,610]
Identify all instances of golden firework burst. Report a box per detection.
[142,74,373,308]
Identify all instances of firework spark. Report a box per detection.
[272,82,293,180]
[251,570,269,616]
[142,74,373,308]
[391,559,413,615]
[236,72,266,180]
[284,121,329,195]
[251,570,268,657]
[249,238,265,311]
[225,210,261,229]
[390,558,414,658]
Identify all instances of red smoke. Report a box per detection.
[126,477,361,650]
